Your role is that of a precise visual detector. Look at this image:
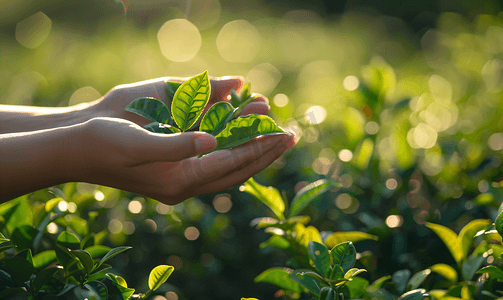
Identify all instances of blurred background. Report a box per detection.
[3,0,503,299]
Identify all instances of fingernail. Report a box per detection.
[195,133,217,153]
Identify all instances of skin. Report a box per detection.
[0,76,296,203]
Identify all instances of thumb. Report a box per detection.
[134,131,217,162]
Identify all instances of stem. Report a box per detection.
[232,95,256,118]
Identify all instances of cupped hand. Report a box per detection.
[78,117,295,205]
[90,76,271,127]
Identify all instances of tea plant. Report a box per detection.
[124,71,287,154]
[241,177,503,300]
[0,194,174,299]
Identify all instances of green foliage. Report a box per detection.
[0,194,174,299]
[124,71,287,155]
[172,70,211,132]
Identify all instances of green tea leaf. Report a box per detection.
[102,277,135,299]
[56,231,80,250]
[125,97,171,124]
[429,263,457,283]
[0,269,15,287]
[11,225,38,251]
[344,277,369,298]
[330,242,356,273]
[84,280,108,300]
[289,179,337,217]
[324,231,378,249]
[71,250,94,274]
[97,246,132,269]
[106,273,128,288]
[2,257,34,286]
[477,266,503,279]
[32,267,61,291]
[495,209,503,238]
[84,245,112,258]
[5,197,33,235]
[172,70,211,131]
[397,289,425,300]
[328,265,345,280]
[299,226,323,248]
[426,222,463,264]
[392,269,411,295]
[462,254,485,281]
[254,267,303,293]
[289,268,323,296]
[458,219,491,260]
[87,264,112,282]
[0,287,29,298]
[319,286,336,300]
[370,275,391,289]
[33,250,57,269]
[148,265,174,291]
[308,241,330,277]
[213,114,285,152]
[0,233,9,244]
[143,122,180,134]
[200,102,236,135]
[344,268,367,280]
[242,177,285,220]
[166,81,182,98]
[259,235,290,250]
[230,88,241,107]
[407,269,431,290]
[240,82,251,100]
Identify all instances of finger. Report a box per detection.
[169,134,290,188]
[193,134,296,195]
[209,76,245,103]
[131,131,217,163]
[237,102,270,116]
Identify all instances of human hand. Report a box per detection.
[90,76,271,127]
[77,117,295,204]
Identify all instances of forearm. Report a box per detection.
[0,101,99,134]
[0,124,87,202]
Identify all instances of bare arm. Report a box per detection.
[0,123,86,201]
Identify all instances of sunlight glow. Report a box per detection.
[16,12,52,49]
[217,20,261,62]
[386,215,403,228]
[158,19,201,62]
[128,200,142,214]
[273,93,289,107]
[338,149,353,162]
[94,190,105,201]
[305,105,327,124]
[57,201,68,212]
[343,76,359,91]
[46,222,58,234]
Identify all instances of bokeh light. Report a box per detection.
[184,226,200,240]
[273,93,289,107]
[385,215,403,228]
[68,87,101,106]
[15,12,52,49]
[386,179,398,190]
[365,121,379,135]
[46,222,58,234]
[156,203,173,215]
[343,76,360,91]
[57,201,68,212]
[488,133,503,150]
[94,190,105,201]
[108,219,123,234]
[128,200,143,214]
[213,194,232,213]
[305,105,327,124]
[158,19,201,62]
[338,149,353,162]
[165,291,179,300]
[246,63,282,96]
[216,20,261,63]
